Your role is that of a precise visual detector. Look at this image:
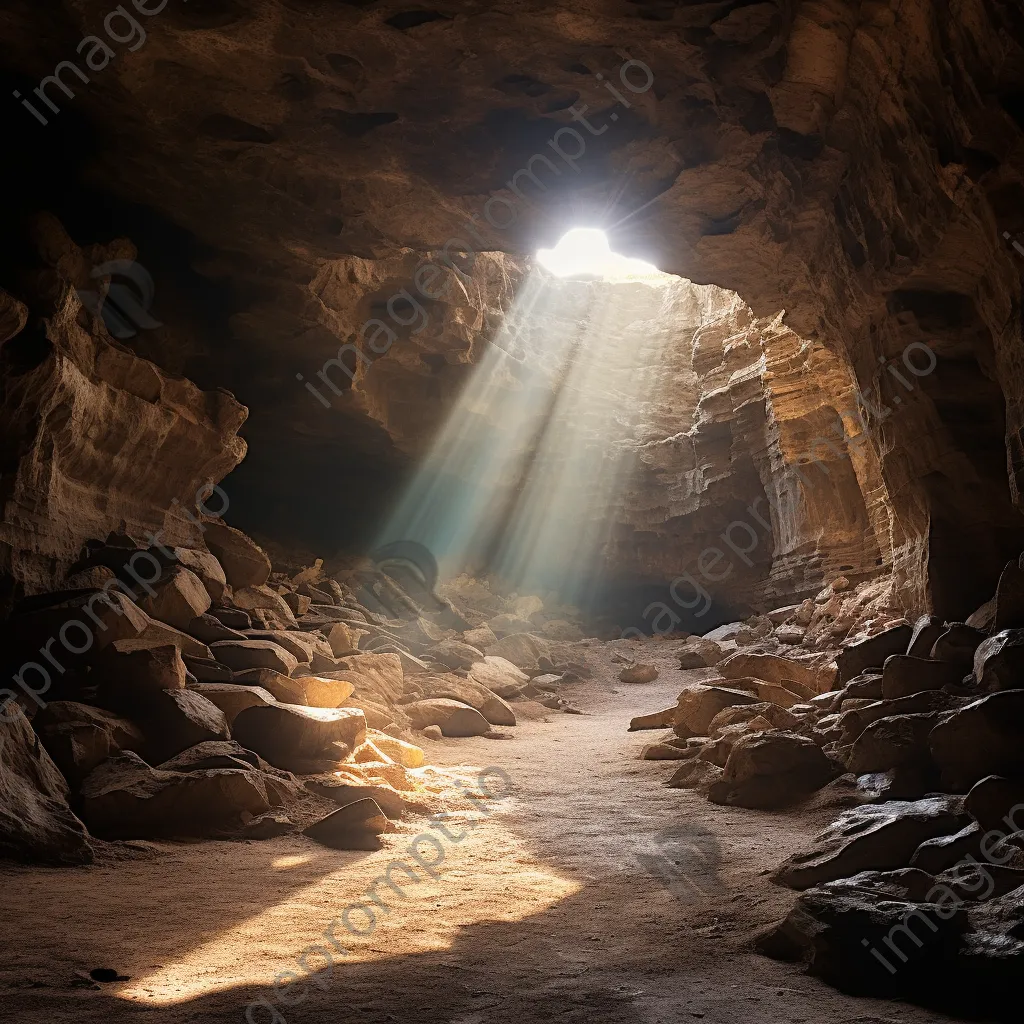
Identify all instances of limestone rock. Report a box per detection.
[427,639,485,671]
[618,662,659,684]
[133,688,231,764]
[33,701,144,788]
[137,566,212,631]
[173,547,229,604]
[773,796,969,890]
[326,621,367,657]
[880,655,964,700]
[973,630,1024,691]
[708,731,839,809]
[231,585,299,630]
[930,692,1024,790]
[327,653,405,705]
[716,652,827,698]
[290,675,356,708]
[413,675,516,726]
[675,685,760,736]
[303,798,388,851]
[836,625,914,684]
[80,751,270,839]
[93,640,187,703]
[187,682,277,724]
[202,521,271,589]
[403,698,490,737]
[232,703,367,772]
[185,613,247,644]
[629,706,677,731]
[846,712,946,775]
[469,656,530,698]
[0,706,93,864]
[210,639,299,676]
[462,624,498,650]
[485,632,579,677]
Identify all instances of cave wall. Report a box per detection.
[0,0,1022,616]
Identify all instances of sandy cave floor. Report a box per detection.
[1,640,965,1024]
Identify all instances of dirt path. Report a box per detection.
[2,640,959,1024]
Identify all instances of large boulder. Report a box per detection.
[708,731,839,809]
[930,624,987,670]
[185,612,247,643]
[137,566,212,631]
[838,689,968,747]
[930,691,1024,789]
[93,640,187,703]
[715,652,828,698]
[880,655,963,700]
[846,712,945,775]
[232,703,367,772]
[485,633,579,677]
[326,653,405,705]
[468,656,529,698]
[972,630,1024,691]
[201,520,272,589]
[135,688,232,764]
[426,639,485,671]
[231,586,299,629]
[303,798,388,850]
[773,796,969,889]
[413,674,516,726]
[172,547,229,604]
[836,624,914,684]
[210,639,299,676]
[187,682,278,724]
[290,675,356,708]
[80,751,270,838]
[674,685,760,737]
[0,706,94,864]
[33,701,144,787]
[905,615,946,659]
[964,775,1024,833]
[403,698,491,737]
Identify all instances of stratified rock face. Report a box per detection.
[0,0,1022,620]
[0,217,247,597]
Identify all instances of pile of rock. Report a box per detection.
[0,522,586,864]
[737,559,1024,1003]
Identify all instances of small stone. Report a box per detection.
[619,663,659,684]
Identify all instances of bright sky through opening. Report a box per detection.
[536,227,660,280]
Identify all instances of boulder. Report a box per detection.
[182,654,234,682]
[327,653,405,705]
[80,751,270,839]
[641,741,693,760]
[839,689,968,747]
[302,798,388,850]
[930,624,986,670]
[0,706,93,864]
[994,560,1024,631]
[708,731,839,809]
[210,639,299,676]
[843,672,884,700]
[666,759,724,794]
[674,685,760,736]
[966,596,997,630]
[185,613,247,643]
[775,625,806,646]
[326,621,367,657]
[880,655,963,700]
[232,703,367,772]
[462,624,497,650]
[283,591,312,617]
[209,607,252,630]
[403,698,490,737]
[910,822,985,874]
[772,795,969,889]
[905,614,946,659]
[972,629,1024,691]
[707,701,799,736]
[758,881,968,996]
[232,585,299,629]
[369,733,425,768]
[202,520,272,589]
[485,633,579,677]
[468,656,529,698]
[414,675,516,726]
[92,640,187,701]
[246,629,334,665]
[930,691,1024,789]
[426,639,485,671]
[715,652,827,698]
[132,688,231,764]
[836,623,914,684]
[186,682,277,724]
[290,675,356,708]
[231,668,308,705]
[678,638,724,668]
[965,775,1024,833]
[619,663,659,684]
[628,706,677,731]
[137,618,212,659]
[846,712,945,774]
[33,701,144,787]
[486,614,536,638]
[137,566,212,630]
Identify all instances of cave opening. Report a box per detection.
[3,2,1024,1022]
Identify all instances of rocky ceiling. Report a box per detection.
[2,0,1024,622]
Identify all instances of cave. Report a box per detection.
[3,1,1024,1020]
